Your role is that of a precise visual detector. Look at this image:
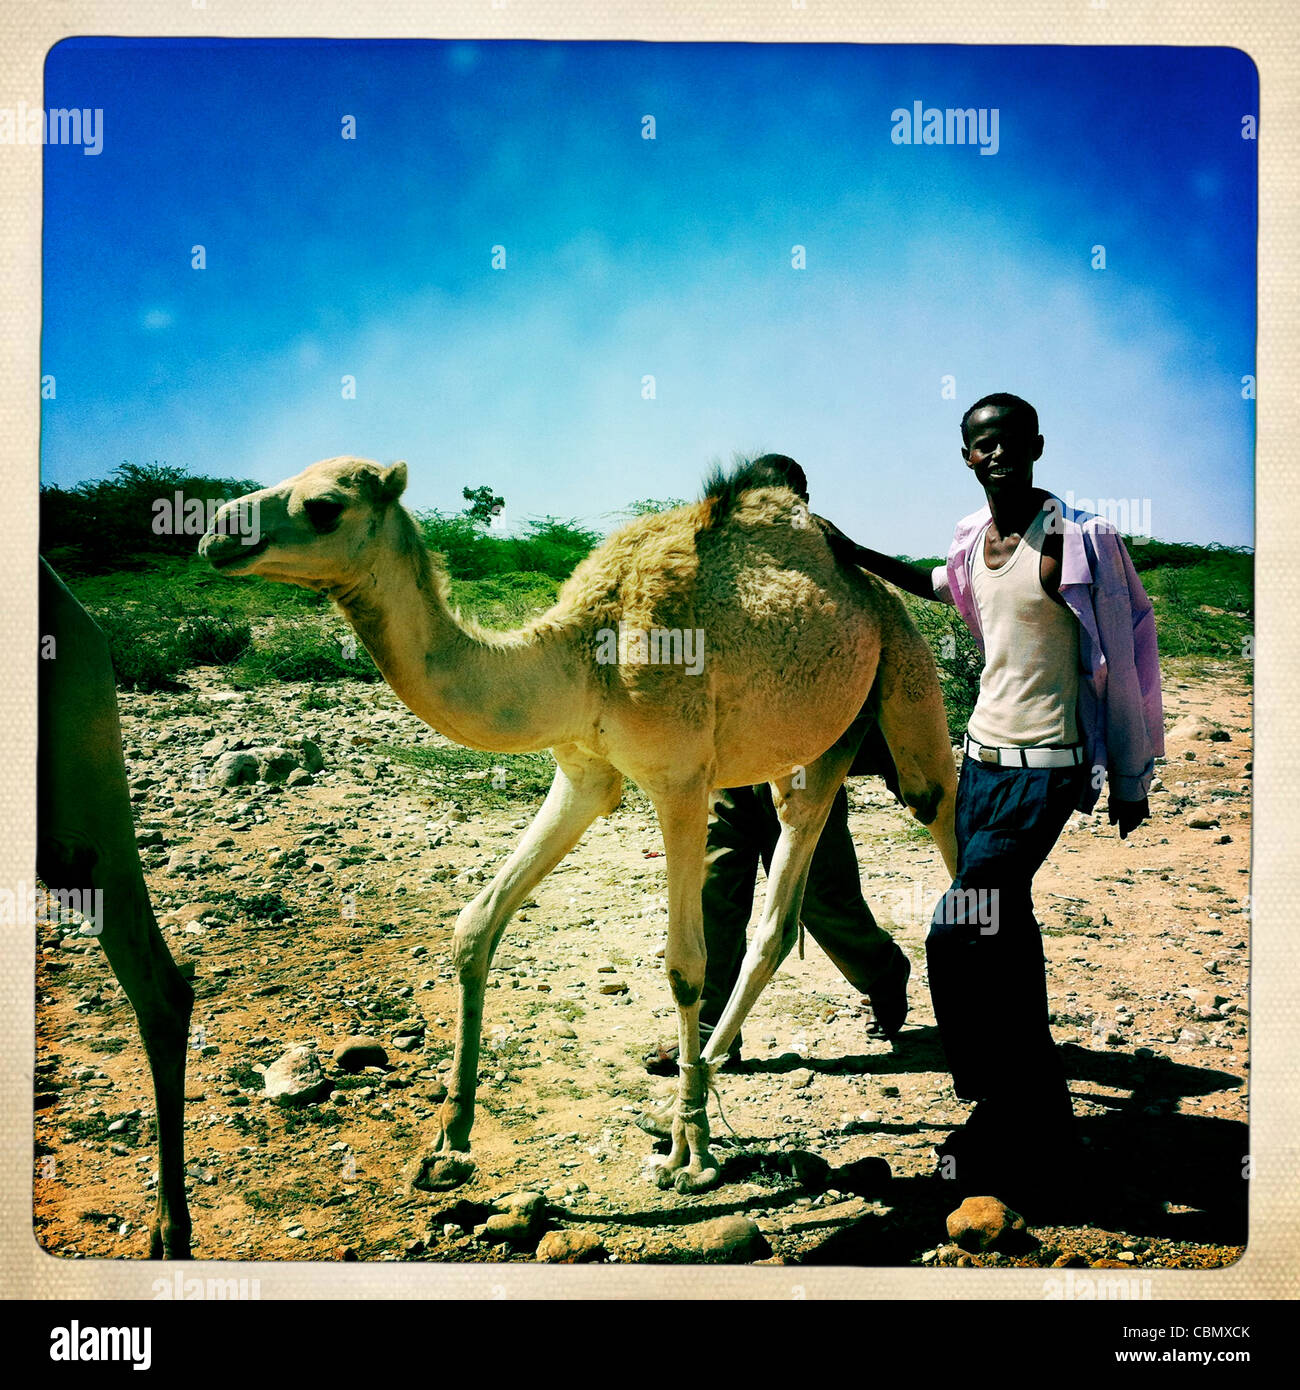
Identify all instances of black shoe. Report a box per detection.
[932,1104,1080,1207]
[864,944,911,1041]
[642,1038,743,1077]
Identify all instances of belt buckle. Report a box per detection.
[977,746,999,764]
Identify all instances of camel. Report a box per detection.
[201,455,958,1195]
[37,559,195,1258]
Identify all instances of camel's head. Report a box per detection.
[199,456,408,588]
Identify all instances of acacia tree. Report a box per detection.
[461,485,505,527]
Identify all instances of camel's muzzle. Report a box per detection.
[200,531,269,569]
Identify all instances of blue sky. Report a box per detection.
[42,40,1257,552]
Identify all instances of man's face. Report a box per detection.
[962,404,1044,493]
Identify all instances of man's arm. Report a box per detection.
[1088,526,1164,838]
[814,514,944,602]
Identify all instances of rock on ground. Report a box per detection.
[946,1196,1027,1253]
[692,1214,771,1264]
[332,1037,388,1072]
[535,1229,606,1263]
[262,1044,330,1106]
[210,751,259,788]
[476,1192,547,1247]
[1167,714,1219,741]
[257,747,300,784]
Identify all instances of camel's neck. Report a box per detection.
[331,510,589,753]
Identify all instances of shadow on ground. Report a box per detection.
[595,1039,1247,1264]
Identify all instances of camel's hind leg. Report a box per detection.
[700,742,859,1073]
[874,600,959,877]
[410,747,622,1193]
[37,561,195,1259]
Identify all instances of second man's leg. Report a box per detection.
[645,785,761,1073]
[757,783,912,1039]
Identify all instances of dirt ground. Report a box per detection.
[33,658,1251,1269]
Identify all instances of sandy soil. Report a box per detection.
[33,658,1251,1268]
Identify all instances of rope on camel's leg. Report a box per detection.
[709,1073,740,1141]
[680,1059,740,1142]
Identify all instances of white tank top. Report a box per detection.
[966,510,1080,748]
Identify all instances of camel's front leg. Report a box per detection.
[644,775,719,1194]
[703,746,856,1069]
[409,750,622,1193]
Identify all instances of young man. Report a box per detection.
[824,393,1164,1198]
[641,455,913,1094]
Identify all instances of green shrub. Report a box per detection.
[1147,595,1251,661]
[617,497,688,518]
[42,461,263,575]
[503,517,603,577]
[89,606,186,692]
[232,890,295,922]
[88,598,254,689]
[233,621,380,685]
[414,510,503,578]
[415,511,600,581]
[447,571,560,629]
[901,596,983,739]
[176,612,251,665]
[225,1062,264,1090]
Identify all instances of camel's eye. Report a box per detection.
[304,498,346,534]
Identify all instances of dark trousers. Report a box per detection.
[926,755,1086,1130]
[699,783,898,1044]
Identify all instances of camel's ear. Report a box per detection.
[375,460,408,505]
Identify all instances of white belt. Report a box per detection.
[964,733,1085,769]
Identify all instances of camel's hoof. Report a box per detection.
[674,1166,719,1195]
[634,1101,675,1141]
[407,1150,475,1193]
[650,1158,684,1190]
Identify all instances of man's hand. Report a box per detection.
[1107,796,1150,839]
[812,513,861,566]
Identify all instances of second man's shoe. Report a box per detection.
[864,943,912,1041]
[642,1038,743,1077]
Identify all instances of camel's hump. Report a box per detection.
[550,461,866,644]
[698,455,806,530]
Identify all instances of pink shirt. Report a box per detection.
[932,495,1165,812]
